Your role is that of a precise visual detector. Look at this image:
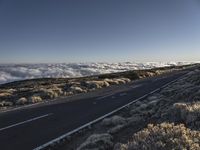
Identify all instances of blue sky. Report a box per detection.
[0,0,200,63]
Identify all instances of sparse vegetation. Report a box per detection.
[102,115,127,127]
[0,65,186,109]
[16,97,28,105]
[29,95,43,103]
[115,123,200,150]
[0,101,13,107]
[67,66,200,150]
[37,88,59,99]
[173,102,200,129]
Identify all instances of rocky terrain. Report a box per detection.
[0,65,190,110]
[58,66,200,150]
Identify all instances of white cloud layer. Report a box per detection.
[0,62,194,84]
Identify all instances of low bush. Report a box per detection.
[69,86,86,94]
[29,96,43,103]
[104,79,120,85]
[0,101,13,107]
[102,116,127,127]
[16,97,28,105]
[37,88,58,99]
[0,92,12,97]
[116,123,200,150]
[173,102,200,127]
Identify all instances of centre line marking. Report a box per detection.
[129,84,143,89]
[0,113,53,132]
[96,92,116,100]
[119,93,127,96]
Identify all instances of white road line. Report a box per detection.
[0,113,53,132]
[33,72,188,150]
[119,93,127,96]
[129,84,143,89]
[96,92,116,100]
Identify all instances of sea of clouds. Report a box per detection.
[0,62,193,84]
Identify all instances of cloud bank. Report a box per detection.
[0,62,193,84]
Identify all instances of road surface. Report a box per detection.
[0,69,190,150]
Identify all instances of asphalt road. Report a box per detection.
[0,69,190,150]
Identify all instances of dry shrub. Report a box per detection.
[83,80,110,89]
[83,81,100,89]
[16,97,28,105]
[127,115,144,126]
[114,79,126,84]
[118,123,200,150]
[63,91,73,96]
[104,78,120,85]
[139,103,148,110]
[29,96,42,103]
[130,102,149,115]
[108,124,125,134]
[0,92,12,97]
[134,101,142,106]
[110,78,131,85]
[121,78,131,83]
[93,80,110,87]
[52,86,63,95]
[145,71,155,77]
[0,101,13,107]
[173,102,200,127]
[34,86,64,100]
[69,86,86,94]
[37,88,58,99]
[102,116,127,127]
[77,133,113,150]
[0,89,16,98]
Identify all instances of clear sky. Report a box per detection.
[0,0,200,63]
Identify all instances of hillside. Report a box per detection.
[0,65,193,110]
